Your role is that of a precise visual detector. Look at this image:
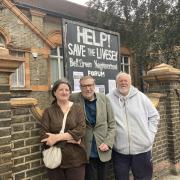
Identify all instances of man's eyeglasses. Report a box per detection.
[80,84,94,88]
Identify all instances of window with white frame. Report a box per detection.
[10,51,25,87]
[50,47,64,84]
[0,34,5,48]
[120,56,130,73]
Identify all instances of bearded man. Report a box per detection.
[107,72,160,180]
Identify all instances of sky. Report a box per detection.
[67,0,89,6]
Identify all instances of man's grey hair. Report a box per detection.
[116,72,131,82]
[79,75,95,84]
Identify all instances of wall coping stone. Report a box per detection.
[10,98,43,121]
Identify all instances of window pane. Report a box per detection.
[51,57,59,84]
[18,64,25,86]
[11,70,17,87]
[124,57,129,64]
[60,47,63,56]
[120,57,123,63]
[124,65,129,73]
[17,51,24,57]
[9,51,16,56]
[51,48,57,55]
[60,59,64,77]
[0,35,5,47]
[120,65,124,71]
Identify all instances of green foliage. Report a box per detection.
[87,0,179,67]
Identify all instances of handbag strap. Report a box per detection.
[60,102,73,134]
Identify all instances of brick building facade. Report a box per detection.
[0,0,132,109]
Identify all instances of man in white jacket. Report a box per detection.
[107,72,160,180]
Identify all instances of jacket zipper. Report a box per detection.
[124,99,131,154]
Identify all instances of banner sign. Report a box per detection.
[63,19,120,93]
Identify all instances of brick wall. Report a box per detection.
[152,95,173,178]
[11,106,47,180]
[0,45,47,179]
[144,64,180,178]
[0,75,12,179]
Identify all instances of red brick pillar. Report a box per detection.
[144,63,180,175]
[0,47,24,179]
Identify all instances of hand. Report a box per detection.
[99,143,109,152]
[41,133,60,146]
[67,139,81,144]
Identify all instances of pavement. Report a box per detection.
[161,175,180,180]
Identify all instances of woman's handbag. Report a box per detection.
[42,104,72,169]
[42,145,62,169]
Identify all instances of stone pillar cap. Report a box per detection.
[147,63,180,76]
[144,63,180,81]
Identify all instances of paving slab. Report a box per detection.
[161,175,180,180]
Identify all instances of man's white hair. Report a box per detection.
[116,72,131,82]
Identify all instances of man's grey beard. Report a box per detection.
[119,87,130,96]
